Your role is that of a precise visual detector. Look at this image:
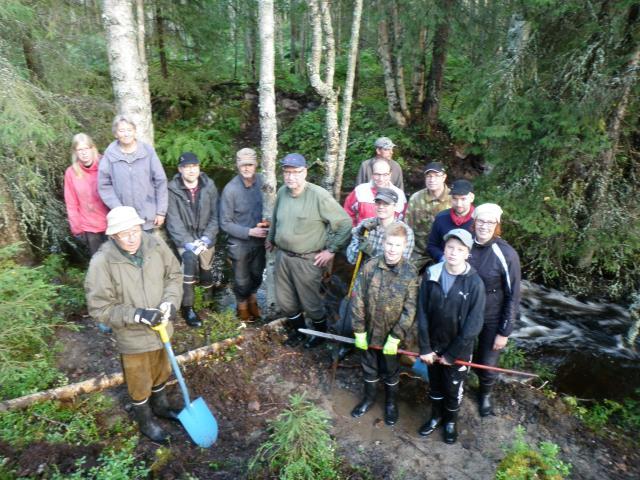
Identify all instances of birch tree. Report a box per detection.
[377,8,407,127]
[102,0,154,144]
[334,0,363,198]
[411,25,427,118]
[258,0,278,311]
[390,0,410,120]
[307,0,339,193]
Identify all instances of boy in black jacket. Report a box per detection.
[417,228,485,444]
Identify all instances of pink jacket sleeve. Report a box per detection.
[63,168,82,235]
[343,189,358,226]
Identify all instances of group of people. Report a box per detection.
[65,121,521,445]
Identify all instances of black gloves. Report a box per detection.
[133,308,162,327]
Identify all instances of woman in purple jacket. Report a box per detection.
[98,115,168,232]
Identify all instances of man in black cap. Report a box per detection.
[406,162,451,271]
[427,179,475,263]
[266,153,352,348]
[166,152,219,327]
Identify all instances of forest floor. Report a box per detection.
[4,301,638,480]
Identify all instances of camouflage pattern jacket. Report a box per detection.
[350,256,419,346]
[405,185,451,270]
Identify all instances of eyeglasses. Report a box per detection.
[116,229,142,241]
[475,219,498,226]
[372,172,391,177]
[425,173,444,179]
[76,147,92,153]
[283,169,305,177]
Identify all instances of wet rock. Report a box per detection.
[281,98,301,111]
[247,400,260,412]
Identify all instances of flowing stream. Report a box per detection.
[513,281,639,400]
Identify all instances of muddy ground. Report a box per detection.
[2,304,638,480]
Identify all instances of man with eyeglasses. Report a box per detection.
[166,152,219,327]
[85,206,182,443]
[406,162,451,271]
[266,153,352,348]
[427,179,475,263]
[355,137,404,190]
[343,158,407,226]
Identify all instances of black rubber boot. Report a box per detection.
[181,306,202,327]
[418,399,443,436]
[284,313,306,346]
[478,384,493,417]
[304,318,327,349]
[150,384,180,421]
[351,380,378,418]
[132,400,169,443]
[384,382,399,426]
[337,345,353,361]
[443,409,459,444]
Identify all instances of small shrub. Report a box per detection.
[206,308,243,344]
[495,425,571,480]
[564,389,640,437]
[249,393,340,480]
[498,342,526,370]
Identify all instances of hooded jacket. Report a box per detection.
[98,140,168,231]
[85,233,182,354]
[63,159,109,235]
[417,262,485,362]
[166,172,219,247]
[469,237,521,336]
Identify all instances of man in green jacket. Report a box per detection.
[85,206,183,443]
[266,153,352,348]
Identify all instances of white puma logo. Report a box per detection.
[458,291,469,300]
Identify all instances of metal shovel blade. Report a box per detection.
[177,397,218,448]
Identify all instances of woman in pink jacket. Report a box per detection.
[64,133,109,255]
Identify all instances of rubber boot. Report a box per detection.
[304,318,327,349]
[237,300,252,322]
[337,345,353,361]
[443,409,459,444]
[181,306,202,327]
[478,384,493,417]
[418,399,443,436]
[384,382,399,426]
[150,384,180,421]
[132,399,169,443]
[351,380,378,418]
[248,293,261,319]
[284,313,306,346]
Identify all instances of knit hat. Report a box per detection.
[106,206,144,235]
[443,228,473,250]
[472,203,503,223]
[236,148,258,166]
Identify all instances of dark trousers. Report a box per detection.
[180,247,215,307]
[475,321,502,388]
[228,243,266,300]
[274,250,326,321]
[429,360,471,412]
[361,349,399,385]
[77,232,107,256]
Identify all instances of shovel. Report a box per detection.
[153,323,218,448]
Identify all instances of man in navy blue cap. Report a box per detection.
[266,153,352,348]
[427,179,475,263]
[166,152,219,327]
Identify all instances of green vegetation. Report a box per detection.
[563,389,640,441]
[51,438,149,480]
[0,244,81,399]
[495,425,571,480]
[249,393,340,480]
[498,343,556,384]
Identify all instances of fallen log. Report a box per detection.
[0,335,247,413]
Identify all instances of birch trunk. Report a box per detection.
[307,0,339,193]
[391,0,410,120]
[334,0,363,199]
[378,15,407,127]
[423,0,453,127]
[258,0,278,311]
[411,25,427,118]
[102,0,154,144]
